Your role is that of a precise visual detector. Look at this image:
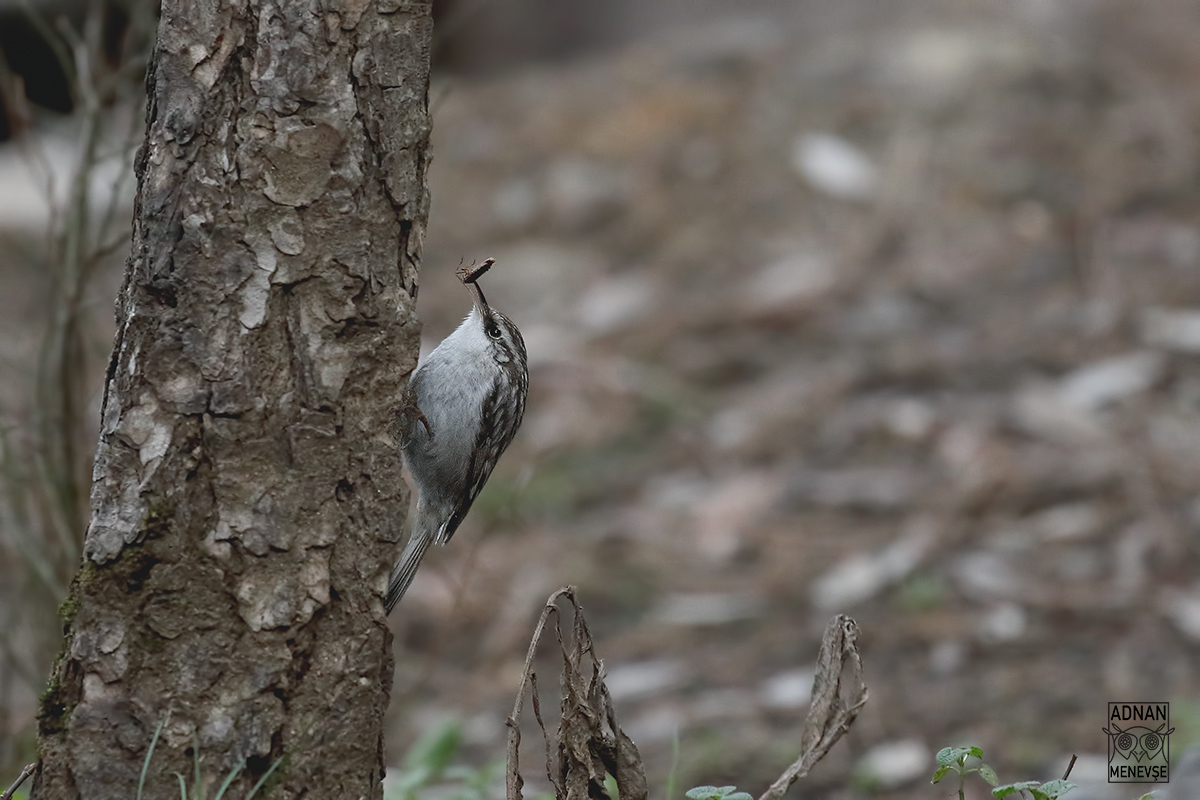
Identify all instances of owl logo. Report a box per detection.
[1103,722,1174,766]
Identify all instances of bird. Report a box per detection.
[386,259,528,614]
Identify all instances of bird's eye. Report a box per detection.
[486,320,503,340]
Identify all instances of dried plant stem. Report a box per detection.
[757,615,868,800]
[1,763,35,800]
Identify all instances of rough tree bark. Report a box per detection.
[32,0,432,797]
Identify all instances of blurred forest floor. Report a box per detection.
[3,1,1200,798]
[397,2,1200,799]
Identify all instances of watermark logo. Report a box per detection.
[1104,702,1173,784]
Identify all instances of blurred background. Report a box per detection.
[3,1,1200,798]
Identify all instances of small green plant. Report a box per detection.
[685,786,753,800]
[932,746,1000,799]
[931,745,1079,800]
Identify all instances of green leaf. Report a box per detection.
[936,746,969,767]
[1036,780,1076,799]
[932,765,953,784]
[685,786,745,800]
[993,781,1042,798]
[936,743,974,767]
[174,772,189,800]
[968,746,985,759]
[978,764,1000,786]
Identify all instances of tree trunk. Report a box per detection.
[32,0,432,797]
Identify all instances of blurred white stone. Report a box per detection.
[880,27,1032,102]
[742,251,837,313]
[790,133,878,202]
[810,518,936,610]
[1011,352,1164,442]
[462,711,506,746]
[605,659,686,701]
[1010,383,1104,442]
[653,592,763,625]
[1161,585,1200,642]
[759,668,815,710]
[1029,502,1104,542]
[625,704,685,744]
[646,473,708,512]
[952,552,1024,600]
[1058,351,1164,410]
[885,397,937,440]
[1141,307,1200,353]
[856,739,931,789]
[979,603,1027,642]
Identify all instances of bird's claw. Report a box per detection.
[394,386,433,447]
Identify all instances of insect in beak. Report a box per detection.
[457,257,495,317]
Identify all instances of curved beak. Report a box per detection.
[465,280,491,317]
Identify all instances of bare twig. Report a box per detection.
[1,763,35,800]
[757,615,868,800]
[1062,754,1077,781]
